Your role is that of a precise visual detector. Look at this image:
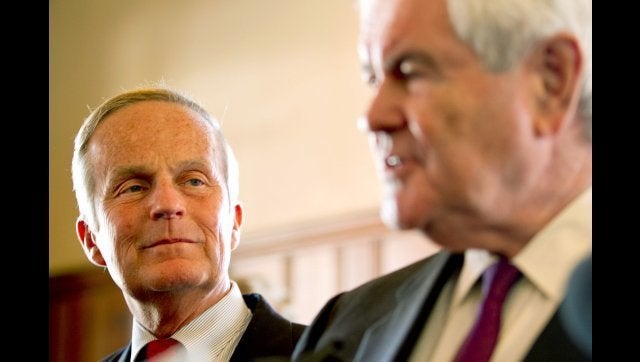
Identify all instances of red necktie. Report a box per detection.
[137,338,184,361]
[454,257,522,362]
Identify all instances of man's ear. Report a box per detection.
[76,217,107,267]
[530,33,583,136]
[230,203,243,251]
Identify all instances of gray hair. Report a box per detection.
[447,0,592,140]
[71,87,240,229]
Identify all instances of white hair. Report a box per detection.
[447,0,592,140]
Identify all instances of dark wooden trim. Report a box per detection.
[50,267,115,299]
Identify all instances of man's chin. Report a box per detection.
[380,199,426,231]
[141,262,206,291]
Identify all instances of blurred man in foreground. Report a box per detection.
[293,0,591,360]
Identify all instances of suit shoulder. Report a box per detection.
[345,251,448,295]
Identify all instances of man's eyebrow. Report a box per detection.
[101,166,149,194]
[105,165,150,185]
[108,160,210,181]
[175,159,212,172]
[110,165,150,179]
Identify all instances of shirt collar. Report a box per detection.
[514,187,592,299]
[130,281,251,361]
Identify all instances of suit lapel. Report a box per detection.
[117,346,131,362]
[230,293,303,361]
[355,252,463,361]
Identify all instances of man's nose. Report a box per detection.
[357,80,407,134]
[149,182,185,220]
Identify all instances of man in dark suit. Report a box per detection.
[72,87,305,361]
[292,0,591,360]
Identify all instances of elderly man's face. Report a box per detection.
[358,0,546,249]
[78,100,241,299]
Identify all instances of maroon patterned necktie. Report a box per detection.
[454,257,522,362]
[137,338,184,361]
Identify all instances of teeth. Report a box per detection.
[386,155,402,167]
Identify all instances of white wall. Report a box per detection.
[50,0,381,274]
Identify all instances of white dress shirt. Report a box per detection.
[131,280,252,362]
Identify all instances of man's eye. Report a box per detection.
[394,56,442,82]
[397,60,420,79]
[187,179,205,187]
[120,184,144,195]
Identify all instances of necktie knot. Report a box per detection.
[454,257,522,362]
[137,338,185,362]
[481,257,522,301]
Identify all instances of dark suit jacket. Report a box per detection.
[102,293,306,362]
[292,251,590,362]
